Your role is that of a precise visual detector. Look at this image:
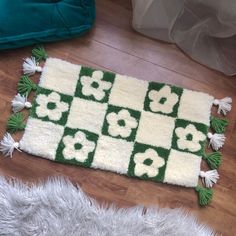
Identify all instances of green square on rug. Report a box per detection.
[0,47,232,206]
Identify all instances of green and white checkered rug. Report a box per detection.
[0,47,232,206]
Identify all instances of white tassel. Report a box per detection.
[23,57,42,75]
[207,132,225,151]
[11,94,32,113]
[0,133,21,158]
[199,170,219,188]
[213,97,232,115]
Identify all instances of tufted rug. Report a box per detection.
[0,47,232,206]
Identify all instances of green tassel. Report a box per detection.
[17,75,37,96]
[203,152,222,169]
[7,113,26,133]
[32,45,48,62]
[195,186,213,206]
[210,116,229,133]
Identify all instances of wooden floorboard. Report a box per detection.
[0,0,235,235]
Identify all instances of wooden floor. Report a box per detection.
[0,0,236,235]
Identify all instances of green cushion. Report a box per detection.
[0,0,95,50]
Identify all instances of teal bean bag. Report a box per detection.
[0,0,95,50]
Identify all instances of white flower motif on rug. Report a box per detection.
[175,124,205,152]
[106,109,138,138]
[36,92,69,121]
[133,149,165,177]
[148,85,178,114]
[80,70,112,101]
[62,131,95,162]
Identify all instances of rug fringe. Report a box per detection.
[195,186,213,206]
[32,45,48,62]
[210,116,229,133]
[198,97,232,204]
[17,75,38,96]
[0,133,21,157]
[203,151,222,169]
[7,113,26,133]
[213,97,232,115]
[11,93,32,113]
[199,170,219,188]
[23,57,42,75]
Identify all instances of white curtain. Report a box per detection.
[132,0,236,76]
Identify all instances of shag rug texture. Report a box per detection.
[0,177,215,236]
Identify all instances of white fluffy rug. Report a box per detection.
[0,177,215,236]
